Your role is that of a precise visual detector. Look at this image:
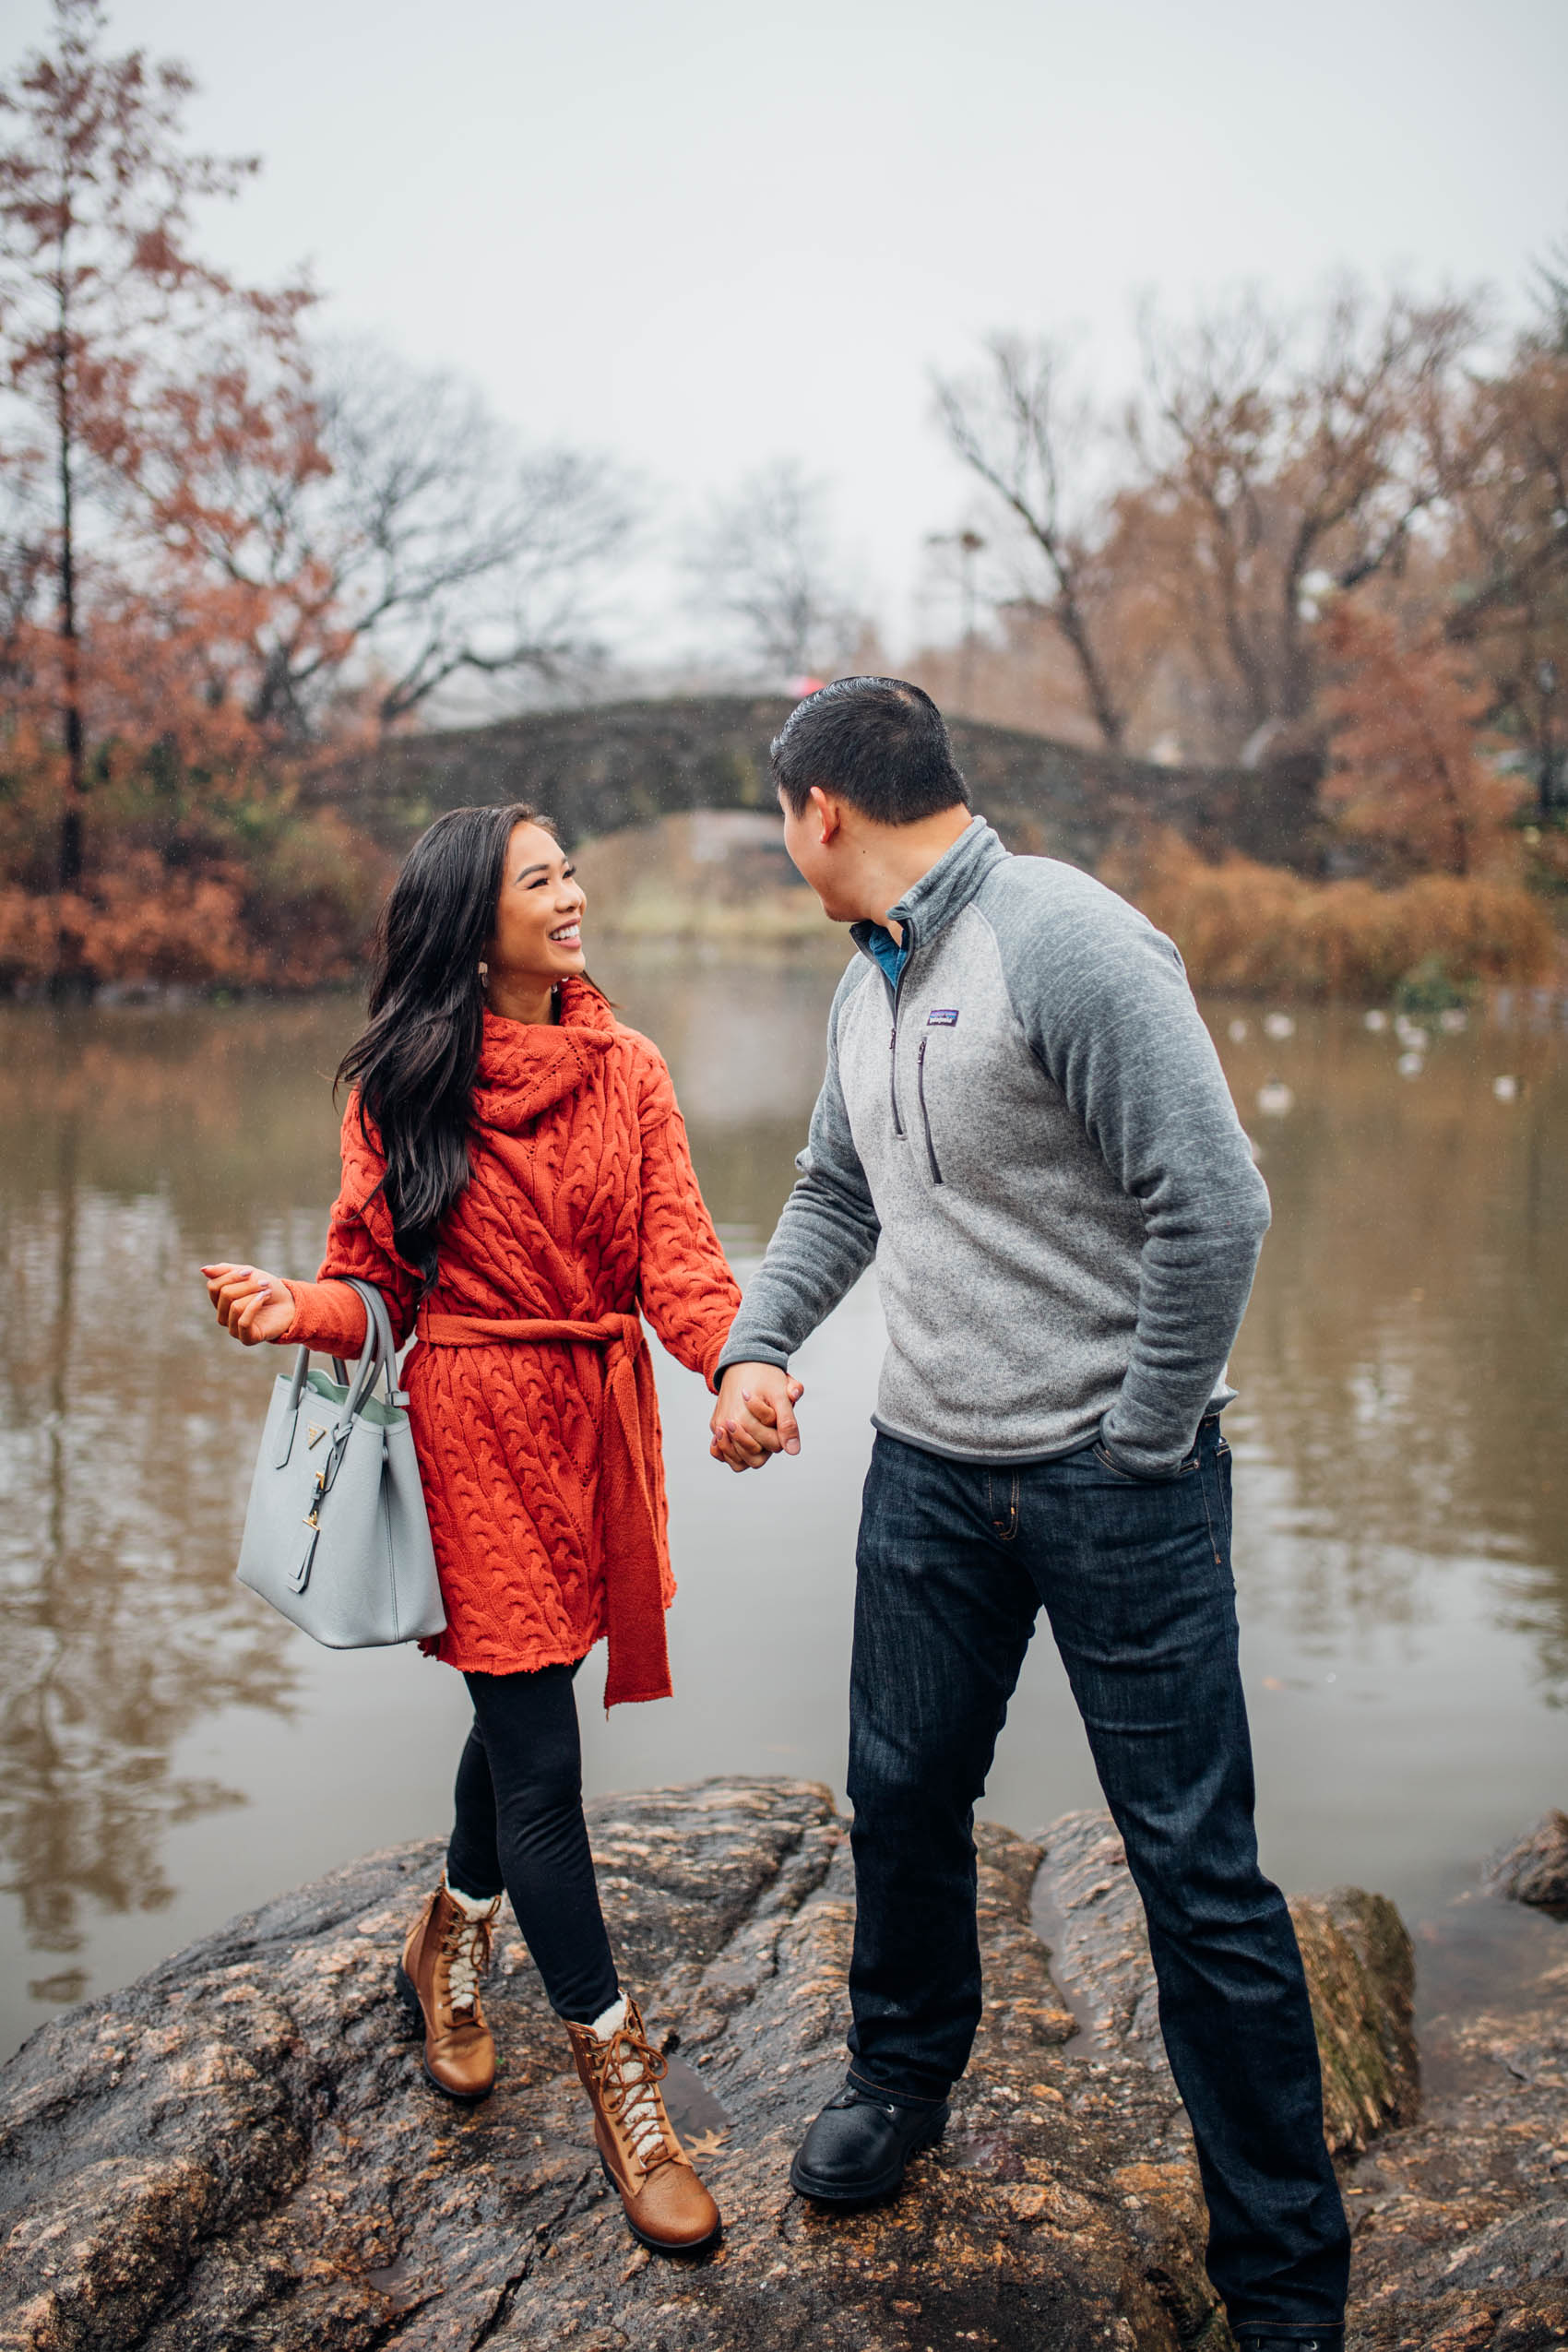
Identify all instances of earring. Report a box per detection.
[478,960,489,980]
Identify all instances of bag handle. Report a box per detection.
[285,1300,374,1411]
[282,1278,398,1421]
[344,1278,406,1406]
[275,1276,406,1489]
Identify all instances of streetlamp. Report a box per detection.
[925,529,986,714]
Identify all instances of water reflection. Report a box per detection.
[0,968,1563,2058]
[0,1012,339,1981]
[1218,1005,1568,1705]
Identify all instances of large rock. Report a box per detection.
[1336,1954,1568,2350]
[1034,1812,1568,2350]
[0,1784,1220,2352]
[1332,1808,1568,2350]
[1032,1811,1420,2153]
[0,1778,1539,2352]
[1485,1810,1568,1910]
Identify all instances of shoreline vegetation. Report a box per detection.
[3,784,1560,1008]
[1106,830,1560,1004]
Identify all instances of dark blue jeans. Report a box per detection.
[845,1420,1349,2338]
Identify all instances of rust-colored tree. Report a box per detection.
[1132,283,1481,758]
[932,288,1486,764]
[0,0,312,953]
[1318,599,1519,877]
[1440,262,1568,821]
[0,5,636,994]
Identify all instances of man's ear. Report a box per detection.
[807,784,841,845]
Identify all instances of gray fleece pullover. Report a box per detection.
[717,816,1271,1476]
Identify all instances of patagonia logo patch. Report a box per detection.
[926,1007,960,1027]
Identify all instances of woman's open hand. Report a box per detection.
[201,1263,296,1347]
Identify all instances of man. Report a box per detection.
[709,677,1348,2352]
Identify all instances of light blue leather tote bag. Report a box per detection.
[236,1277,445,1647]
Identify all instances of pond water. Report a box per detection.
[2,953,1565,2063]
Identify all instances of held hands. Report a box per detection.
[200,1262,295,1348]
[709,1362,804,1474]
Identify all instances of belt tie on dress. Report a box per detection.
[415,1309,670,1708]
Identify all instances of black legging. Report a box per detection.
[444,1664,620,2025]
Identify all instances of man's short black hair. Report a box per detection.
[770,676,970,825]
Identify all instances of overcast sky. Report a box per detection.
[11,0,1568,666]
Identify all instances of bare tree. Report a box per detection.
[139,339,635,734]
[1134,282,1482,748]
[934,338,1131,748]
[683,457,855,681]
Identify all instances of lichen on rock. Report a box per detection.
[1289,1889,1419,2154]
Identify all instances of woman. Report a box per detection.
[202,801,750,2260]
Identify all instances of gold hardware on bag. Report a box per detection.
[306,1423,327,1448]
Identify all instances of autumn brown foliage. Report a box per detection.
[1111,829,1554,1002]
[1318,600,1522,877]
[0,0,318,911]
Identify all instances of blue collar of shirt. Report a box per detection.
[862,924,909,994]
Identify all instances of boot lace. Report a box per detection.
[600,2023,676,2172]
[439,1904,495,2018]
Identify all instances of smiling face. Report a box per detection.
[484,820,587,994]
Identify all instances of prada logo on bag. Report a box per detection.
[306,1423,327,1449]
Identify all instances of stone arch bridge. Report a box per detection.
[322,695,1326,874]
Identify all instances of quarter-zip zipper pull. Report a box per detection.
[882,930,910,1138]
[916,1035,944,1184]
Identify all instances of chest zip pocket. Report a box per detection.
[915,1036,944,1185]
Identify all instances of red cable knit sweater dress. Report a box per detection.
[279,979,742,1698]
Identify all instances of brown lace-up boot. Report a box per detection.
[565,1994,721,2255]
[395,1881,502,2101]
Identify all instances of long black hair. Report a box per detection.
[336,801,548,1289]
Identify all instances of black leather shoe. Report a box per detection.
[790,2084,949,2205]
